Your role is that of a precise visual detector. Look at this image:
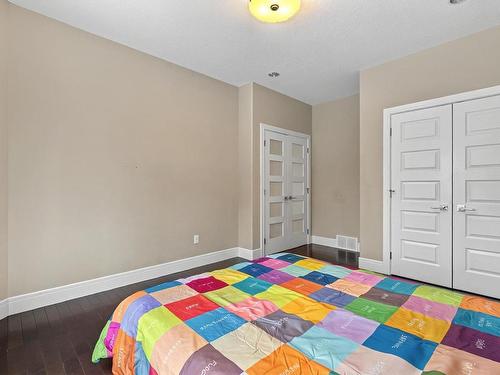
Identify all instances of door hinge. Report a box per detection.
[390,127,393,137]
[264,140,267,147]
[307,187,310,194]
[264,238,267,245]
[264,189,266,196]
[307,229,310,235]
[389,189,395,198]
[390,251,393,260]
[307,147,310,154]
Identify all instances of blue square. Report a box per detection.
[229,262,252,270]
[121,295,162,337]
[301,271,338,286]
[239,263,273,277]
[233,277,272,295]
[453,308,500,337]
[186,307,246,342]
[289,326,358,370]
[145,280,182,293]
[276,253,306,263]
[309,288,356,307]
[318,264,352,279]
[375,278,418,295]
[363,325,437,370]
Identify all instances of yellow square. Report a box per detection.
[385,307,450,342]
[295,258,326,271]
[281,297,335,323]
[255,285,302,308]
[204,286,250,307]
[210,269,249,285]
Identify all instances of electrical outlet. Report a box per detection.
[193,234,200,244]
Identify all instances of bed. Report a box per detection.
[92,253,500,374]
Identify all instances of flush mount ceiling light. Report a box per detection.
[249,0,301,23]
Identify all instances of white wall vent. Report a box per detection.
[336,235,359,252]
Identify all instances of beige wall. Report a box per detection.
[251,84,312,249]
[312,95,359,240]
[360,25,500,261]
[0,0,8,300]
[7,5,239,296]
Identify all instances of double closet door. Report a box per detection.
[263,129,310,255]
[391,94,500,299]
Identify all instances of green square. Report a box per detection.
[204,286,250,307]
[281,265,311,277]
[345,298,398,323]
[254,284,302,308]
[412,285,463,307]
[136,306,182,359]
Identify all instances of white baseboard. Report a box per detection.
[0,246,258,319]
[359,257,389,275]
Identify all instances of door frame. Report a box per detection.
[376,85,500,276]
[260,123,311,256]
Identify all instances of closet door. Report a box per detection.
[390,105,453,287]
[453,95,500,299]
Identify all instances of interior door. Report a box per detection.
[264,130,309,254]
[453,95,500,299]
[390,105,453,287]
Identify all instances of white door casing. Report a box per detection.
[262,126,310,255]
[390,105,453,287]
[453,95,500,299]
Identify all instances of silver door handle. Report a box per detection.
[284,196,289,201]
[456,204,476,213]
[430,204,448,211]
[288,196,295,201]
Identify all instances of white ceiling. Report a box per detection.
[9,0,500,104]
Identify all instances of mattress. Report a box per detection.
[92,253,500,374]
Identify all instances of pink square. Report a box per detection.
[402,295,458,322]
[260,259,290,270]
[225,297,279,321]
[344,271,383,287]
[187,276,228,293]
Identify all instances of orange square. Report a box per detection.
[247,344,330,375]
[385,307,450,343]
[281,297,335,324]
[327,279,371,297]
[112,330,135,372]
[281,278,323,296]
[460,295,500,318]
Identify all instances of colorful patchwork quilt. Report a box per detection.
[92,253,500,374]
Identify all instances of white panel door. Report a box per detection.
[390,105,453,287]
[453,95,500,299]
[264,130,309,254]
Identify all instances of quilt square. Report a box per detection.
[281,297,334,324]
[252,309,314,343]
[247,343,330,375]
[121,295,162,337]
[345,298,398,323]
[328,279,372,297]
[280,278,323,296]
[309,287,356,308]
[280,264,311,277]
[402,295,458,322]
[453,308,500,336]
[413,285,464,307]
[179,344,243,375]
[209,269,249,285]
[186,307,246,342]
[165,294,219,321]
[135,306,183,359]
[424,344,500,375]
[363,324,437,370]
[229,262,251,270]
[254,284,303,308]
[258,258,290,269]
[258,269,295,284]
[150,284,198,305]
[385,307,451,342]
[460,295,500,317]
[318,308,379,344]
[344,271,384,287]
[361,287,410,307]
[187,276,228,293]
[233,277,273,295]
[337,344,421,375]
[318,264,352,278]
[301,271,338,286]
[203,286,250,307]
[212,322,283,369]
[224,296,279,321]
[252,257,272,263]
[294,258,326,271]
[111,291,147,323]
[275,253,305,263]
[375,277,418,295]
[441,323,500,362]
[150,324,207,375]
[289,325,358,370]
[145,280,182,294]
[239,263,273,277]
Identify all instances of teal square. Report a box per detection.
[281,265,311,277]
[233,277,273,295]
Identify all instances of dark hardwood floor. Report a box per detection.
[0,244,356,375]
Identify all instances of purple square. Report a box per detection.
[252,309,314,343]
[442,324,500,362]
[309,288,356,307]
[258,269,295,284]
[121,295,162,337]
[180,344,242,375]
[252,257,272,263]
[318,309,379,344]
